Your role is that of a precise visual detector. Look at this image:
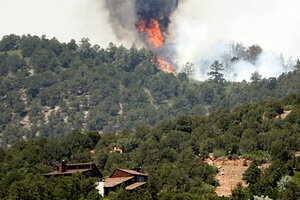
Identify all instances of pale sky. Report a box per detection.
[0,0,120,47]
[1,0,300,58]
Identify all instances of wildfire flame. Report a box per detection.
[138,18,165,48]
[156,58,177,77]
[138,18,177,77]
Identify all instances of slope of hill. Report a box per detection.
[0,34,300,148]
[0,92,299,199]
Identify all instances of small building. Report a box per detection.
[44,160,102,178]
[97,168,148,197]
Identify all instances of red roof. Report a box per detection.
[125,182,147,190]
[44,168,91,176]
[117,169,148,176]
[105,177,134,188]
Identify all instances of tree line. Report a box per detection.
[0,34,299,149]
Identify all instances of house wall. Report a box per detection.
[91,165,102,178]
[137,175,145,182]
[96,181,105,197]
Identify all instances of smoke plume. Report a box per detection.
[102,1,137,40]
[135,0,178,33]
[103,0,298,81]
[103,0,179,44]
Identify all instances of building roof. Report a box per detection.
[44,168,92,176]
[125,182,147,190]
[117,169,148,176]
[66,162,94,166]
[105,177,134,188]
[43,162,102,178]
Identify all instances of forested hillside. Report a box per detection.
[0,92,299,199]
[0,34,300,148]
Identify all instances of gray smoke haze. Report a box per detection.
[102,0,138,40]
[169,0,299,81]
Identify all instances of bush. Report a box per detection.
[212,149,226,158]
[243,151,269,165]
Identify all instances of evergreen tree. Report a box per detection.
[242,162,261,185]
[295,59,300,71]
[251,71,262,82]
[207,60,224,83]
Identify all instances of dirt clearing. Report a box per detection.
[205,157,271,197]
[205,158,250,197]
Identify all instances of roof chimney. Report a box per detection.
[59,160,67,172]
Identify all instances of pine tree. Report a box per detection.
[242,162,261,185]
[207,60,224,83]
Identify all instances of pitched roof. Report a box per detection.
[66,162,94,166]
[105,177,134,188]
[117,169,148,176]
[125,182,147,190]
[44,168,91,176]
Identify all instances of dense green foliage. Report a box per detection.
[0,134,101,200]
[0,92,299,199]
[0,34,300,148]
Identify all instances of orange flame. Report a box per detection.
[138,18,165,48]
[156,58,177,77]
[138,18,177,77]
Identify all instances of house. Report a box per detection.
[44,160,102,178]
[97,168,148,197]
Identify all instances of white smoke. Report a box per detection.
[224,51,291,82]
[169,0,300,81]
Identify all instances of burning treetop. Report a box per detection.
[136,0,179,76]
[138,18,165,48]
[104,0,179,76]
[137,18,177,76]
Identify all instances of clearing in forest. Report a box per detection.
[205,158,250,197]
[205,157,270,197]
